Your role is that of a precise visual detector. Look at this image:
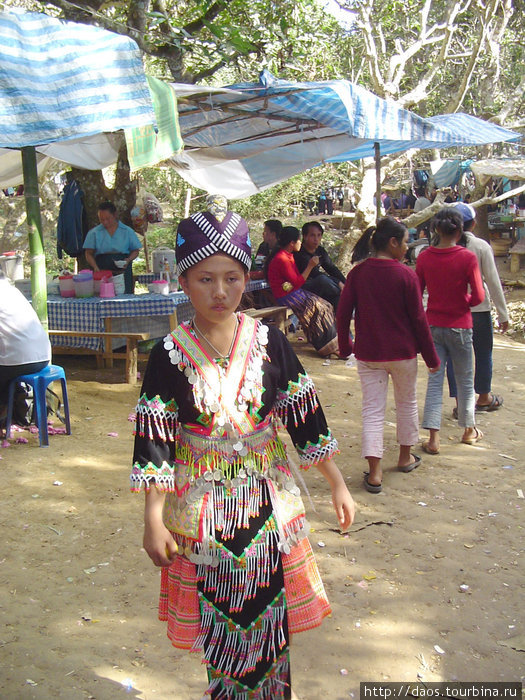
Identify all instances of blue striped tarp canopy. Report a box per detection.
[0,9,155,148]
[168,70,520,198]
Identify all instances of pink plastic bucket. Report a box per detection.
[99,280,115,298]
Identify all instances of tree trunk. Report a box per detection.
[336,165,377,272]
[113,139,137,228]
[476,205,490,242]
[69,134,137,269]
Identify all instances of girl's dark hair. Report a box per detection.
[430,207,464,243]
[264,226,300,278]
[351,216,406,263]
[279,226,301,247]
[264,219,283,236]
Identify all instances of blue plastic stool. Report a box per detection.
[5,364,71,447]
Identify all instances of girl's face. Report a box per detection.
[390,230,409,261]
[179,254,248,327]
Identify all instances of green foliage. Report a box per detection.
[2,0,522,278]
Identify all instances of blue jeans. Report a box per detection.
[422,326,475,430]
[447,311,493,397]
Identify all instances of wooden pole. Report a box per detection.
[21,146,48,328]
[374,142,381,221]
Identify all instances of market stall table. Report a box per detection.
[47,279,272,381]
[47,293,188,381]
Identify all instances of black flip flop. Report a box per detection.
[363,472,382,493]
[398,453,422,473]
[476,394,503,412]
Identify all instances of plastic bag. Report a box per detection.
[131,188,149,234]
[143,192,163,223]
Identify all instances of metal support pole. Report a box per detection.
[374,142,381,221]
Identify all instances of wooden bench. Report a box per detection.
[244,306,293,334]
[48,330,151,384]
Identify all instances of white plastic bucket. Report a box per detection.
[148,280,169,295]
[152,246,175,274]
[0,252,24,280]
[112,273,125,295]
[14,278,32,297]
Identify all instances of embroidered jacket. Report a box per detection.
[131,314,338,561]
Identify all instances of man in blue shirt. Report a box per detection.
[83,201,141,293]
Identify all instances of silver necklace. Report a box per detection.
[192,317,239,358]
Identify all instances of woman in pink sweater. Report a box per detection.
[337,217,440,493]
[416,207,485,454]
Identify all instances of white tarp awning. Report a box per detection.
[470,159,525,186]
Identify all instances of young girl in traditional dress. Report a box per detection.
[131,208,355,699]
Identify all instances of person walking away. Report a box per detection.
[337,217,439,493]
[446,203,508,414]
[414,188,432,240]
[416,208,485,454]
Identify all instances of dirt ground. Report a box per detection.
[1,262,524,700]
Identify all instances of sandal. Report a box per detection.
[476,394,503,412]
[398,453,422,473]
[461,427,484,445]
[363,472,382,493]
[422,441,439,455]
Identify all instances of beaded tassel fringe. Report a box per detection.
[196,519,281,614]
[274,374,318,428]
[193,589,287,679]
[204,651,290,699]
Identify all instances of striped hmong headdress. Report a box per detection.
[176,211,252,275]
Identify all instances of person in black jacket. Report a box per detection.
[294,221,346,310]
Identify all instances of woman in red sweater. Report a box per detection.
[337,217,440,493]
[266,226,339,357]
[416,207,485,454]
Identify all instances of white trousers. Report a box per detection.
[357,358,419,458]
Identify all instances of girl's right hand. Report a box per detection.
[143,519,178,567]
[308,255,320,268]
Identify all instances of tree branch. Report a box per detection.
[394,0,468,106]
[355,0,386,96]
[182,0,231,36]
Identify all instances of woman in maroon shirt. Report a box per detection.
[337,217,440,493]
[266,226,339,357]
